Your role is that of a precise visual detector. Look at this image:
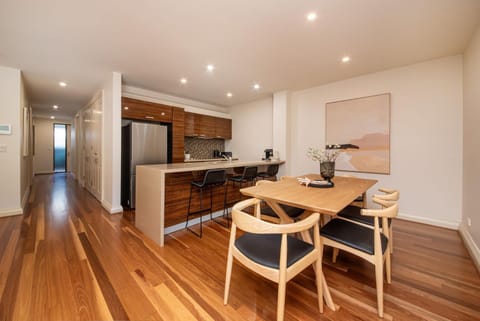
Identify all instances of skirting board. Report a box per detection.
[101,200,123,214]
[397,212,460,230]
[459,224,480,273]
[35,171,55,175]
[165,210,226,235]
[0,208,23,217]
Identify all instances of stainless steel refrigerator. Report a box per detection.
[121,121,169,208]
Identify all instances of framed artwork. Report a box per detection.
[326,93,390,174]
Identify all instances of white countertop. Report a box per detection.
[137,159,284,174]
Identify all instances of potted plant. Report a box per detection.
[306,147,341,182]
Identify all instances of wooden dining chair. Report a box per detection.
[255,180,305,223]
[224,198,323,321]
[320,198,398,318]
[336,188,399,256]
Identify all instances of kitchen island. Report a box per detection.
[135,159,284,246]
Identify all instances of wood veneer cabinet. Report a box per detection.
[122,97,173,122]
[184,112,232,139]
[121,97,185,163]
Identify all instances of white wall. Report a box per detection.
[290,56,463,228]
[101,72,123,213]
[33,118,72,174]
[463,25,480,252]
[226,97,273,160]
[0,66,22,216]
[229,56,464,229]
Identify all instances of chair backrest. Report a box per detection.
[361,200,398,219]
[374,189,399,202]
[267,164,279,176]
[232,198,320,235]
[203,169,227,186]
[242,166,258,180]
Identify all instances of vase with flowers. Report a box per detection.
[307,147,341,183]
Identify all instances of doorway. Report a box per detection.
[53,124,67,172]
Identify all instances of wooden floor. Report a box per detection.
[0,173,479,321]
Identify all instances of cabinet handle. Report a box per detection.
[145,116,154,119]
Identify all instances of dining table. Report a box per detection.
[240,174,378,311]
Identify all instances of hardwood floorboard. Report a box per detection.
[0,173,479,321]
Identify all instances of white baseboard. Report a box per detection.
[35,171,54,175]
[164,210,226,235]
[0,207,23,217]
[21,187,30,210]
[397,212,460,230]
[101,200,123,214]
[459,224,480,273]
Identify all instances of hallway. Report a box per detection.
[0,174,479,321]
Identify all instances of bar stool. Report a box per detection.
[223,166,258,219]
[185,169,227,237]
[256,164,279,181]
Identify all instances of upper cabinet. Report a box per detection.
[184,112,232,139]
[122,97,173,122]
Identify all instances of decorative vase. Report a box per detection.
[320,161,335,182]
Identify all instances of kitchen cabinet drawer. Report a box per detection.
[184,112,232,139]
[122,97,173,122]
[215,117,232,139]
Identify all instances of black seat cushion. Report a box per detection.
[338,205,392,227]
[262,204,304,219]
[320,219,388,255]
[235,234,314,269]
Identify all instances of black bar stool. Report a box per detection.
[257,164,279,181]
[186,169,227,237]
[223,166,258,218]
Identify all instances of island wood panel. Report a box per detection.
[171,107,185,163]
[164,171,245,227]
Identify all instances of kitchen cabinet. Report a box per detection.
[122,97,173,122]
[184,112,232,139]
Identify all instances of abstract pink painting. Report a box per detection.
[326,93,390,174]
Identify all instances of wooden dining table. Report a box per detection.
[240,174,378,311]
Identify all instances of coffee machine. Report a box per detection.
[263,149,273,160]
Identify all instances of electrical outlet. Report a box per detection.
[467,217,472,227]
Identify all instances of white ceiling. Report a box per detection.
[1,0,479,118]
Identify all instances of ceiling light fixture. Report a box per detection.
[307,12,317,21]
[53,105,58,109]
[226,92,233,98]
[59,81,67,87]
[50,116,55,120]
[341,56,351,63]
[180,78,188,84]
[253,83,260,90]
[206,64,215,72]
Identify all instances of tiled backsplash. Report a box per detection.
[184,138,225,159]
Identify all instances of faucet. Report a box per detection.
[222,154,232,162]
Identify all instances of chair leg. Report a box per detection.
[277,279,287,321]
[389,225,394,254]
[224,244,234,305]
[332,248,339,263]
[385,247,392,284]
[186,185,203,238]
[374,256,384,318]
[315,248,324,313]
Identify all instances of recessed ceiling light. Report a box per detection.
[124,106,129,110]
[206,64,215,72]
[53,105,58,110]
[307,12,317,21]
[180,78,188,84]
[59,81,67,87]
[50,116,55,120]
[253,83,260,90]
[226,92,233,98]
[341,56,351,63]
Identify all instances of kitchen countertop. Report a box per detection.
[184,158,239,163]
[137,159,284,174]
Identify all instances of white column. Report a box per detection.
[273,91,290,176]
